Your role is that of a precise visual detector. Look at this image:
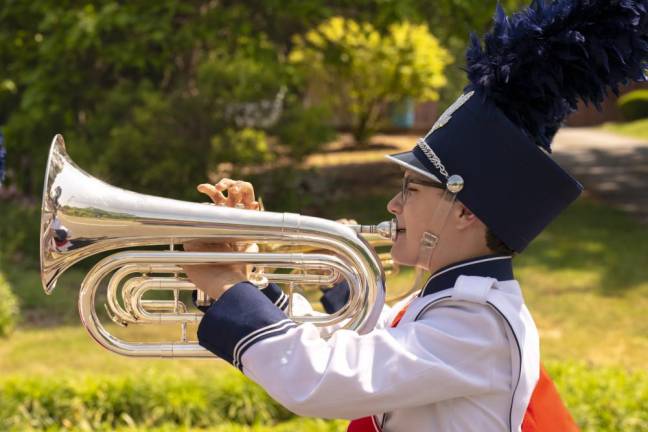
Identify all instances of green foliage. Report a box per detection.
[0,0,534,201]
[272,104,337,162]
[211,129,272,167]
[73,43,306,200]
[617,89,648,121]
[547,362,648,432]
[0,0,538,195]
[0,2,333,201]
[0,363,645,431]
[0,272,19,337]
[0,199,40,267]
[290,17,452,145]
[0,372,292,431]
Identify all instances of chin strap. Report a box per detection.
[388,175,465,304]
[415,174,464,272]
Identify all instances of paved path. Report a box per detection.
[552,128,648,223]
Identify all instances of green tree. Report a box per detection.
[0,2,336,200]
[290,17,452,146]
[0,0,530,199]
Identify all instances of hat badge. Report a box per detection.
[428,90,475,135]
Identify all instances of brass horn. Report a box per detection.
[40,135,395,358]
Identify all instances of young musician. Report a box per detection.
[185,1,648,430]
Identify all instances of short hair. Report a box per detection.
[485,228,516,256]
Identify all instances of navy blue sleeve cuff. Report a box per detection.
[197,282,296,369]
[320,280,350,314]
[260,283,289,311]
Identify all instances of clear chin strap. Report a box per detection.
[411,174,465,295]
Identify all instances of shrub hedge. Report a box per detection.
[617,89,648,121]
[0,362,646,431]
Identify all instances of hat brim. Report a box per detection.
[385,151,442,183]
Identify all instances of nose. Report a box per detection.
[387,192,403,215]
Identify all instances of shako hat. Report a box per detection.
[388,0,648,252]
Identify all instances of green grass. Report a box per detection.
[601,118,648,140]
[0,325,226,378]
[516,198,648,367]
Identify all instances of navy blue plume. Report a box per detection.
[466,0,648,152]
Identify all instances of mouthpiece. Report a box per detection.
[350,219,397,241]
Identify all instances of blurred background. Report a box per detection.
[0,1,647,431]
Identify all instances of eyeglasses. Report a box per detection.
[401,176,446,203]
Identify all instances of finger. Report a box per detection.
[214,178,237,195]
[183,240,208,252]
[183,241,236,252]
[197,184,226,205]
[203,178,237,205]
[213,178,245,207]
[227,183,244,207]
[245,243,259,253]
[237,181,257,209]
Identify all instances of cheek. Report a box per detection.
[403,202,428,233]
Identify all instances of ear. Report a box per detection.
[455,203,479,230]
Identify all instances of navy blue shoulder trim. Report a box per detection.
[420,255,513,297]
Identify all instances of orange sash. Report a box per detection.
[521,365,579,431]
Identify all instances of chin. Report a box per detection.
[389,245,415,268]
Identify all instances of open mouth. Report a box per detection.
[395,226,406,238]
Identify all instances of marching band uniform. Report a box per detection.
[197,1,648,430]
[199,255,541,432]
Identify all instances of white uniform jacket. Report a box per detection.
[198,255,540,432]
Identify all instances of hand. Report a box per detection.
[336,218,357,225]
[184,178,262,300]
[197,178,261,210]
[182,241,257,301]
